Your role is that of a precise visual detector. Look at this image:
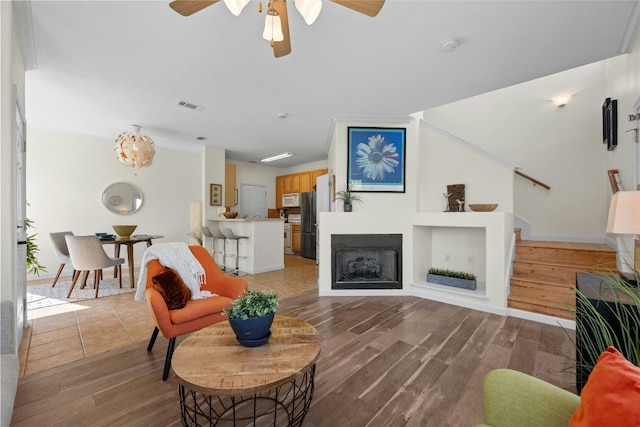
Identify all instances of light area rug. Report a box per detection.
[27,276,136,310]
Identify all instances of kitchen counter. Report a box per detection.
[207,218,284,274]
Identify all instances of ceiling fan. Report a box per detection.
[168,0,385,58]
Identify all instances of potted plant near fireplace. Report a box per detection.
[427,267,477,290]
[335,185,362,212]
[224,289,279,347]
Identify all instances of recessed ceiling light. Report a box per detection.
[277,112,289,119]
[261,152,293,163]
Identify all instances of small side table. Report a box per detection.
[171,315,321,426]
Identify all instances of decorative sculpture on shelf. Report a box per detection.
[443,193,451,212]
[446,184,465,212]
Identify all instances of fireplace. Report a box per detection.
[331,234,402,289]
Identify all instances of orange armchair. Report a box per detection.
[145,245,247,380]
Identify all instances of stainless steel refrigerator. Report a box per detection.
[300,191,316,259]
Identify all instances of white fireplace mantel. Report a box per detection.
[318,212,515,316]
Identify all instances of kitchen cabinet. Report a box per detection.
[276,176,284,209]
[225,162,237,207]
[292,224,301,253]
[277,168,329,208]
[283,175,293,194]
[299,172,312,193]
[290,174,300,193]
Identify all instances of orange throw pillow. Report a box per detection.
[570,346,640,426]
[152,268,192,310]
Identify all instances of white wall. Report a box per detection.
[423,46,640,242]
[605,42,640,190]
[419,121,515,213]
[26,129,201,279]
[331,119,418,213]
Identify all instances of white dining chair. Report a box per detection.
[65,235,124,298]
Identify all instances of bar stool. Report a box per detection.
[201,226,214,254]
[221,228,249,276]
[208,226,228,271]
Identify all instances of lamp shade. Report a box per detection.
[223,0,249,16]
[295,0,322,25]
[114,126,156,169]
[606,191,640,234]
[263,9,284,42]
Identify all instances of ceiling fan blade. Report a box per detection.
[272,0,292,58]
[330,0,385,17]
[169,0,221,16]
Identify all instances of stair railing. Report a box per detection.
[515,170,550,190]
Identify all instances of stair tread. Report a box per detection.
[510,276,574,288]
[516,240,615,252]
[513,257,618,271]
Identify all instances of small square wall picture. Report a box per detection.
[347,127,406,193]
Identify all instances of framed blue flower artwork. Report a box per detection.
[347,127,406,193]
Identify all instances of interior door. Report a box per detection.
[241,184,267,218]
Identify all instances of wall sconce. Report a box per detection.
[552,93,572,108]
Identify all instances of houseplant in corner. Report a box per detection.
[224,289,279,347]
[427,267,477,290]
[335,185,363,212]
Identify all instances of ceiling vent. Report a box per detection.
[177,100,206,112]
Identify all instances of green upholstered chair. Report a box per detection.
[479,369,580,427]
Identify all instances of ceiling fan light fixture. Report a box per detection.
[261,152,293,163]
[295,0,322,25]
[263,8,284,42]
[223,0,250,16]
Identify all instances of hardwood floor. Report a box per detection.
[13,271,577,426]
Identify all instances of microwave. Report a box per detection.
[282,193,300,207]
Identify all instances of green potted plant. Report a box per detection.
[25,215,46,277]
[573,272,639,392]
[335,185,363,212]
[223,289,279,347]
[427,267,477,290]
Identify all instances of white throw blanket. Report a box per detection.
[134,242,211,301]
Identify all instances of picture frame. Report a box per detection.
[607,99,618,151]
[347,127,406,193]
[602,97,618,151]
[209,183,222,206]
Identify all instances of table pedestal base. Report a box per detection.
[179,365,315,427]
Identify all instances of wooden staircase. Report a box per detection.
[509,236,619,320]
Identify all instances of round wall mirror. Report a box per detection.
[102,182,143,215]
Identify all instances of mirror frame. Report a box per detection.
[102,182,143,215]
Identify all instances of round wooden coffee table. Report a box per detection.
[171,315,321,426]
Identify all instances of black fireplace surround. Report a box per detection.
[331,234,402,290]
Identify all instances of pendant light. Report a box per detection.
[114,125,156,169]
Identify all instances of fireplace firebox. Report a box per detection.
[331,234,402,289]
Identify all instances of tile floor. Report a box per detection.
[20,255,318,378]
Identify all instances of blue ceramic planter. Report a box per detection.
[229,312,275,346]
